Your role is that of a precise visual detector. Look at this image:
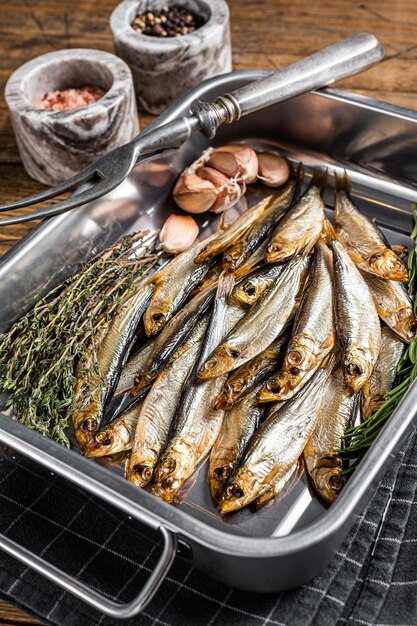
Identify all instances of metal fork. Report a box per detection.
[0,33,383,227]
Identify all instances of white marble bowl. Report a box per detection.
[5,48,139,186]
[110,0,232,114]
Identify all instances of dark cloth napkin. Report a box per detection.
[0,430,417,626]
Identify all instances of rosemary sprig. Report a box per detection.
[339,205,417,473]
[0,231,157,447]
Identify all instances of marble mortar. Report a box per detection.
[5,48,139,186]
[110,0,232,114]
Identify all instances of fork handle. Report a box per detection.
[192,33,383,136]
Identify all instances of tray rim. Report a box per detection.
[1,69,417,560]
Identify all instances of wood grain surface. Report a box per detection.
[0,0,417,623]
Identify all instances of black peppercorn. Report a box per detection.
[131,4,203,37]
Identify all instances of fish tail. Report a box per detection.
[309,168,328,192]
[217,270,236,299]
[291,162,305,200]
[322,218,336,243]
[334,170,352,196]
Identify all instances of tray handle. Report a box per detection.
[0,524,176,619]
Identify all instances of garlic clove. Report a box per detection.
[197,166,230,188]
[208,145,259,183]
[173,172,217,213]
[159,214,199,253]
[257,152,290,187]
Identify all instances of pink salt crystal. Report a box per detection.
[33,86,105,111]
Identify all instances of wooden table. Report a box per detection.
[0,0,416,622]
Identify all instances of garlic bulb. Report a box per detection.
[173,172,217,213]
[207,145,258,183]
[257,152,290,187]
[159,214,199,253]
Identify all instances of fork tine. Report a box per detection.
[0,164,100,213]
[0,175,117,227]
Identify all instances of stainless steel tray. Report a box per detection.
[1,70,417,619]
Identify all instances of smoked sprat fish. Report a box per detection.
[361,325,405,420]
[259,240,334,402]
[362,271,415,343]
[265,169,326,263]
[219,358,334,513]
[209,384,265,504]
[198,255,310,381]
[131,282,215,395]
[126,317,208,488]
[193,196,270,264]
[232,263,285,306]
[214,331,290,410]
[303,363,357,505]
[152,274,245,502]
[223,171,298,269]
[143,235,216,336]
[334,173,407,282]
[72,282,154,450]
[331,240,381,394]
[83,399,144,458]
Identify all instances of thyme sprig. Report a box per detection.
[339,205,417,474]
[0,231,157,447]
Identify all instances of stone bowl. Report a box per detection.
[110,0,232,114]
[5,48,139,186]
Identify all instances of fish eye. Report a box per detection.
[287,349,303,365]
[229,349,240,358]
[347,362,362,376]
[244,284,256,296]
[226,484,244,499]
[152,312,164,322]
[329,474,344,492]
[213,466,229,481]
[161,457,176,474]
[95,431,111,445]
[205,359,218,370]
[133,464,153,481]
[82,418,97,432]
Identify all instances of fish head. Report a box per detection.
[233,277,266,305]
[73,409,100,451]
[198,345,239,381]
[310,455,345,505]
[219,466,264,513]
[397,307,416,343]
[343,346,373,394]
[214,378,245,410]
[126,447,159,487]
[152,439,196,503]
[369,248,408,282]
[209,460,235,504]
[267,338,317,399]
[143,305,169,336]
[84,419,132,458]
[83,425,115,458]
[265,238,294,263]
[223,247,242,270]
[194,244,212,265]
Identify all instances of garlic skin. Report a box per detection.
[173,172,217,213]
[257,153,290,187]
[210,180,245,213]
[208,145,259,183]
[197,166,245,214]
[159,214,199,253]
